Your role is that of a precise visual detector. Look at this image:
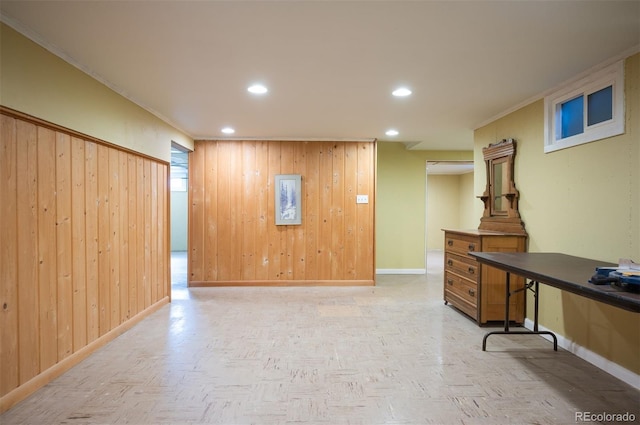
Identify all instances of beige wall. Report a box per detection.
[376,142,473,270]
[0,23,193,161]
[474,53,640,375]
[427,172,482,250]
[458,171,476,229]
[426,172,476,251]
[426,174,460,249]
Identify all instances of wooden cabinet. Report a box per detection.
[443,229,527,324]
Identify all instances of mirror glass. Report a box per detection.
[492,160,506,214]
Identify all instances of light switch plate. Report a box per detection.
[356,195,368,204]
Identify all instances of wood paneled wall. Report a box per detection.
[189,140,376,286]
[0,108,170,412]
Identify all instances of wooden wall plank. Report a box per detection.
[16,119,40,384]
[304,142,319,279]
[143,160,152,308]
[155,163,162,299]
[203,142,217,281]
[119,151,129,320]
[136,157,145,313]
[150,162,158,303]
[317,142,333,280]
[37,126,58,370]
[108,149,120,329]
[97,145,111,335]
[216,142,232,281]
[343,143,358,279]
[189,140,375,285]
[279,142,295,280]
[189,141,205,282]
[266,142,282,279]
[356,142,374,279]
[370,143,376,278]
[255,141,269,280]
[241,142,257,280]
[292,142,306,280]
[127,155,138,318]
[0,115,19,394]
[71,137,87,351]
[84,141,99,343]
[1,109,172,408]
[158,164,168,299]
[228,143,241,280]
[56,132,73,361]
[331,143,345,279]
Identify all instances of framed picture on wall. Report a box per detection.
[275,174,302,225]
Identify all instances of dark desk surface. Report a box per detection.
[469,252,640,313]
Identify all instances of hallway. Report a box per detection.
[1,252,638,424]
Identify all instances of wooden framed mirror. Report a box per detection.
[478,139,527,235]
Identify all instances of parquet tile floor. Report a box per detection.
[2,252,638,425]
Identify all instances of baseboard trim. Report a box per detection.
[524,319,640,390]
[0,297,169,413]
[189,280,375,287]
[376,269,426,275]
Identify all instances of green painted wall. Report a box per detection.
[474,53,640,375]
[0,23,193,161]
[376,143,473,270]
[459,171,476,229]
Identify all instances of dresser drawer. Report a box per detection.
[442,229,527,325]
[444,290,477,320]
[444,252,478,281]
[444,233,480,256]
[444,271,477,306]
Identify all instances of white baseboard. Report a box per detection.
[376,269,426,275]
[524,319,640,390]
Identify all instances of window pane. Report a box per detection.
[587,85,613,126]
[561,96,584,138]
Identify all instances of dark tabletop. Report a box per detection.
[469,252,640,313]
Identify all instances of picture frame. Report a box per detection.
[275,174,302,225]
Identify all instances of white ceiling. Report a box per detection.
[1,1,638,151]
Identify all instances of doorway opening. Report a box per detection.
[425,160,474,272]
[170,143,190,299]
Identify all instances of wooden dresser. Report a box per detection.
[443,229,527,324]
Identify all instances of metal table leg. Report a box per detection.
[483,273,557,351]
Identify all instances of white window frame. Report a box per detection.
[544,60,624,153]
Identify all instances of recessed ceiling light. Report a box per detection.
[392,87,412,97]
[221,127,235,134]
[247,84,268,94]
[386,129,399,136]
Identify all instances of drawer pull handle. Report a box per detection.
[468,267,475,274]
[447,260,453,266]
[447,240,453,246]
[468,289,475,297]
[468,244,475,251]
[447,279,453,286]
